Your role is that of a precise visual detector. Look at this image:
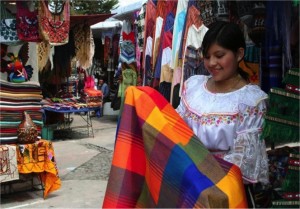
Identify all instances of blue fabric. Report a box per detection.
[154,12,175,79]
[100,83,109,98]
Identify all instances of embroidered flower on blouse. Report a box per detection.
[239,106,266,123]
[184,111,239,126]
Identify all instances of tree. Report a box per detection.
[70,0,119,15]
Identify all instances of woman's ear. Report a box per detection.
[236,47,245,62]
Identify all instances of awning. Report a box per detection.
[110,0,146,21]
[91,19,122,29]
[70,13,114,27]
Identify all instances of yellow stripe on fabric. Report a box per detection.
[146,107,168,132]
[146,105,193,146]
[216,166,247,208]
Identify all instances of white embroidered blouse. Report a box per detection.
[176,75,269,184]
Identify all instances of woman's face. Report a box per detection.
[203,43,243,81]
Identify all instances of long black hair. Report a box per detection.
[202,21,249,81]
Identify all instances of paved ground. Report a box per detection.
[1,114,118,208]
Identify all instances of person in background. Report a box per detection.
[96,77,110,117]
[176,21,269,208]
[98,77,110,103]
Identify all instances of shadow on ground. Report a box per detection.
[62,145,113,181]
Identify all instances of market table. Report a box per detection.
[42,106,101,138]
[0,139,61,198]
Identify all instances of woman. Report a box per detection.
[176,21,269,207]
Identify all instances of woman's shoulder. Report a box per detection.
[240,84,268,106]
[185,75,209,88]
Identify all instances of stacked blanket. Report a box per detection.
[103,86,248,208]
[0,79,43,144]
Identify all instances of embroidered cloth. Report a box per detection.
[0,145,19,183]
[103,86,247,208]
[17,139,61,198]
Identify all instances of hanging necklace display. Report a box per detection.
[16,1,41,42]
[0,2,23,45]
[39,0,70,46]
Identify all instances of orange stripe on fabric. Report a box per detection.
[145,157,162,204]
[138,89,194,145]
[161,105,194,145]
[127,87,157,121]
[216,166,248,208]
[112,135,146,176]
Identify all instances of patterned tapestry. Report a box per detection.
[0,145,19,183]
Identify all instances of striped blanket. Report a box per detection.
[103,86,247,208]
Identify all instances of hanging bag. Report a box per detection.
[16,1,41,42]
[39,0,70,46]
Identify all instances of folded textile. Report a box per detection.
[103,86,247,208]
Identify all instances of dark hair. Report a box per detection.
[202,21,249,81]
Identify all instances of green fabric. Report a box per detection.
[267,88,299,123]
[282,68,300,87]
[262,119,299,143]
[282,169,299,192]
[271,200,300,208]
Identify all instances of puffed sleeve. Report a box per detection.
[175,97,186,117]
[175,78,189,117]
[223,99,269,184]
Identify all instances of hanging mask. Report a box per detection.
[47,0,65,15]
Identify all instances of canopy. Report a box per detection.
[110,0,146,21]
[91,19,122,29]
[70,13,114,27]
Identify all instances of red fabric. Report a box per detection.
[39,0,70,45]
[16,1,41,42]
[122,31,135,43]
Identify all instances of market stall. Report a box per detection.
[0,0,113,197]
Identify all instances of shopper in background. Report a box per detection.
[176,21,269,208]
[96,77,109,117]
[98,77,110,103]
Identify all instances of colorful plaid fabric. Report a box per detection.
[103,86,248,208]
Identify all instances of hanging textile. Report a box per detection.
[73,24,95,69]
[142,0,157,86]
[103,36,111,65]
[16,1,41,42]
[135,3,147,52]
[154,12,175,82]
[39,0,70,46]
[103,86,248,208]
[198,0,217,27]
[37,40,51,71]
[179,5,203,61]
[170,0,188,70]
[0,2,22,45]
[119,41,136,64]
